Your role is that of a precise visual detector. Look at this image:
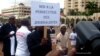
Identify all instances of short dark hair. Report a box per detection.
[72,28,76,33]
[9,16,15,20]
[21,19,30,26]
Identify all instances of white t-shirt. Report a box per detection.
[15,26,31,56]
[10,36,15,55]
[56,32,69,50]
[69,32,77,46]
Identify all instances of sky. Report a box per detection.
[0,0,64,13]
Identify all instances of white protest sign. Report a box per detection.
[31,2,60,26]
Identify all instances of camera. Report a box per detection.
[75,21,100,56]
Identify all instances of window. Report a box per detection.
[68,3,71,4]
[75,5,78,7]
[82,2,84,3]
[75,2,78,4]
[81,5,84,7]
[68,6,71,7]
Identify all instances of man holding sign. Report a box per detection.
[27,26,52,56]
[27,1,60,56]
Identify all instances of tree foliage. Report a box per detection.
[60,8,63,13]
[85,1,98,15]
[68,1,99,16]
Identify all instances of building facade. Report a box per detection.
[64,0,100,16]
[63,0,100,26]
[64,0,87,15]
[2,3,30,19]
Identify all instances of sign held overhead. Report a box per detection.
[31,2,60,26]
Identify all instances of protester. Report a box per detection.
[15,19,31,56]
[46,50,62,56]
[47,26,55,34]
[0,16,17,56]
[28,26,34,32]
[16,20,21,29]
[68,28,77,56]
[56,24,69,56]
[47,26,56,49]
[27,26,52,56]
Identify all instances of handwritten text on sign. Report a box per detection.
[31,2,60,26]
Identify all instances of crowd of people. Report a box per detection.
[0,16,77,56]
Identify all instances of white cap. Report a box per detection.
[60,24,67,29]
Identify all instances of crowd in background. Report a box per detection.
[0,16,77,56]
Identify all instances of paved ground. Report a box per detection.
[0,42,3,56]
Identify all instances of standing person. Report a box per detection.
[56,24,69,56]
[47,26,56,49]
[27,26,52,56]
[47,26,55,34]
[15,19,31,56]
[16,20,21,29]
[68,28,77,56]
[0,16,17,56]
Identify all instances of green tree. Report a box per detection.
[60,8,63,13]
[68,9,76,15]
[68,9,84,15]
[85,1,98,19]
[85,1,98,15]
[60,18,65,24]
